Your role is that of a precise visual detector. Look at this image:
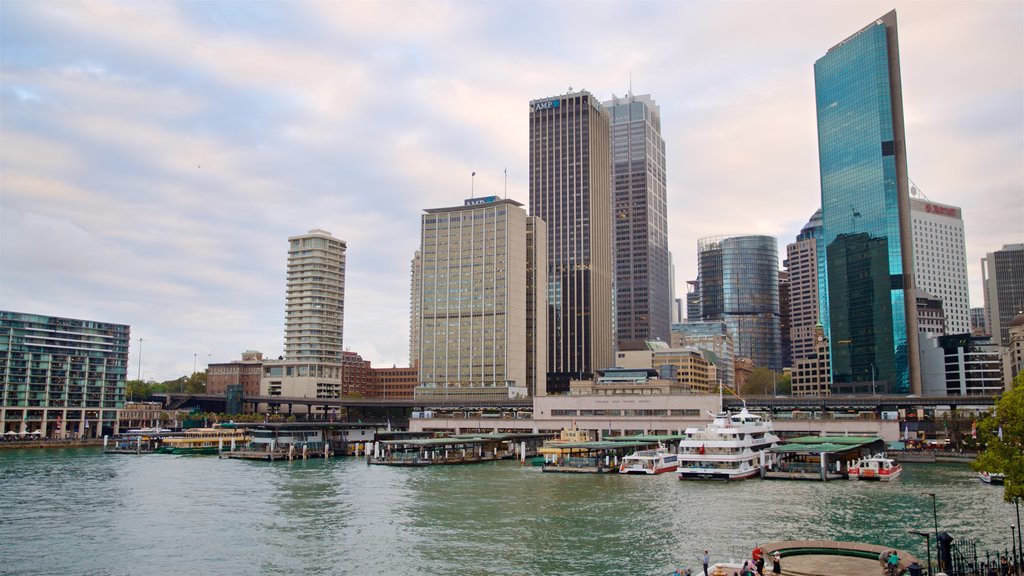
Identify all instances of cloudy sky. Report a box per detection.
[2,1,1021,381]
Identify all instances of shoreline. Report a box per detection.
[0,439,104,450]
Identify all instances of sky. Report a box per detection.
[2,1,1022,382]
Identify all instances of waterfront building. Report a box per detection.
[696,234,781,372]
[416,197,545,400]
[982,243,1024,347]
[910,197,970,335]
[791,324,832,396]
[342,351,371,398]
[261,230,347,416]
[367,365,419,400]
[786,210,824,364]
[568,367,689,396]
[671,321,735,389]
[409,250,422,367]
[0,311,130,437]
[529,90,614,394]
[284,229,346,363]
[207,351,264,398]
[815,10,920,394]
[604,93,671,350]
[920,333,1004,396]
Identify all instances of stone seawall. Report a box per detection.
[0,439,103,450]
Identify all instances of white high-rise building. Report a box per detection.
[910,197,970,335]
[284,229,346,362]
[261,229,347,413]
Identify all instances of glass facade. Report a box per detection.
[604,94,671,349]
[0,311,130,436]
[697,235,781,371]
[815,10,917,394]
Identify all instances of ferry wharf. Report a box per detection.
[711,540,924,576]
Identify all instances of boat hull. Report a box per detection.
[620,464,679,475]
[678,468,759,481]
[979,471,1005,484]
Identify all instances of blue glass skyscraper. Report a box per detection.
[814,10,920,394]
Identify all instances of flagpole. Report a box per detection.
[471,171,476,198]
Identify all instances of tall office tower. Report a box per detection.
[526,216,548,397]
[815,10,920,394]
[982,244,1024,347]
[685,280,701,321]
[603,93,671,349]
[285,229,346,362]
[409,250,422,367]
[970,307,987,336]
[778,270,792,369]
[910,197,970,335]
[529,90,613,393]
[671,321,735,389]
[0,311,129,437]
[697,235,781,371]
[787,210,824,363]
[416,197,545,400]
[670,254,678,324]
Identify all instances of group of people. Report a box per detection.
[674,548,781,576]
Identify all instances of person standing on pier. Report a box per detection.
[771,552,781,575]
[703,550,710,576]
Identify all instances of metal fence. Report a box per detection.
[945,534,1022,576]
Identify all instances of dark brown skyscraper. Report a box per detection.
[528,90,613,393]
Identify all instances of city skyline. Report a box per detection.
[2,1,1021,381]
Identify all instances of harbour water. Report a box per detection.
[0,447,1015,575]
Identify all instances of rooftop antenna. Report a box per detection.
[471,171,476,198]
[909,177,929,200]
[504,167,507,199]
[629,72,633,97]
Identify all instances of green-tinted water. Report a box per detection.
[0,448,1014,575]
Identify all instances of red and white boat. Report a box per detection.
[848,453,902,481]
[979,471,1005,484]
[619,446,679,475]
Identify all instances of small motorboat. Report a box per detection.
[848,453,902,481]
[979,471,1005,484]
[619,446,679,475]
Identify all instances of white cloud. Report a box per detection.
[2,0,1020,380]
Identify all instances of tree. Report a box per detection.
[126,379,152,401]
[741,368,786,396]
[972,374,1024,502]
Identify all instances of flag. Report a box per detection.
[699,444,705,455]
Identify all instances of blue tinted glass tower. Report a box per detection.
[815,10,920,394]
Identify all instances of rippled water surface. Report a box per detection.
[0,448,1015,575]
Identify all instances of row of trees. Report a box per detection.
[126,372,207,401]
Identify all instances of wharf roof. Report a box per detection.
[451,433,552,441]
[380,437,488,447]
[544,441,652,450]
[772,436,882,454]
[603,434,685,442]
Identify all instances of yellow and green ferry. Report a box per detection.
[155,426,249,455]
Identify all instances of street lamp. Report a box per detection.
[1016,498,1023,573]
[908,530,932,575]
[136,338,144,381]
[1012,524,1018,573]
[923,493,939,570]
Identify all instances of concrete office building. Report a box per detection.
[982,244,1024,347]
[0,311,130,437]
[910,197,970,335]
[791,324,832,396]
[529,90,614,393]
[815,10,920,394]
[919,334,1004,396]
[261,230,347,415]
[671,321,735,390]
[786,210,824,363]
[604,93,671,349]
[409,250,422,367]
[415,197,546,400]
[697,235,781,372]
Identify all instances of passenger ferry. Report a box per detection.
[618,446,679,475]
[848,453,902,481]
[676,405,780,481]
[155,426,249,455]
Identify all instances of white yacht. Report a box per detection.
[677,406,780,481]
[618,446,679,475]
